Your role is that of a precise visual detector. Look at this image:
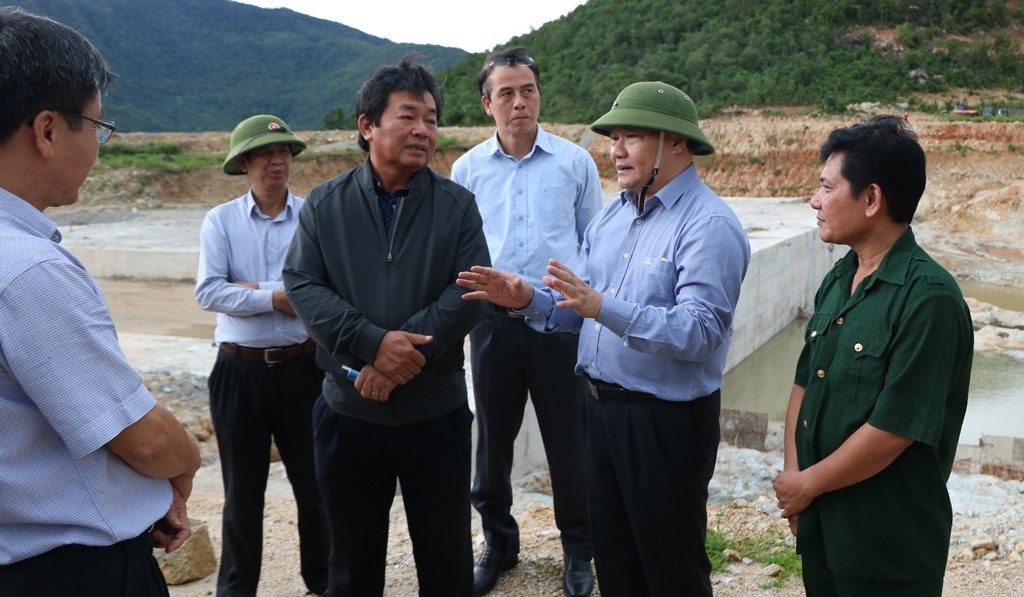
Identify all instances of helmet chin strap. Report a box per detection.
[636,131,666,216]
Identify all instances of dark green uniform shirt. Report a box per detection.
[794,227,973,579]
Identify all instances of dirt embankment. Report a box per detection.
[75,112,1024,286]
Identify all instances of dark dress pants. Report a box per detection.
[208,348,329,596]
[313,398,474,597]
[470,311,592,559]
[0,532,168,597]
[585,389,721,597]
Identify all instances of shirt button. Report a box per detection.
[817,369,826,378]
[854,342,863,352]
[810,330,818,338]
[594,323,601,330]
[803,420,808,428]
[623,252,630,259]
[836,316,845,325]
[610,288,617,294]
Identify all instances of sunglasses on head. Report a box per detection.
[486,54,535,69]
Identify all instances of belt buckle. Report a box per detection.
[264,348,286,364]
[585,379,601,400]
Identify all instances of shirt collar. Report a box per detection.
[485,124,550,160]
[617,162,700,214]
[371,176,411,199]
[0,186,61,243]
[872,227,918,285]
[832,226,918,287]
[244,189,296,220]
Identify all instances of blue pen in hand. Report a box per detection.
[342,365,360,383]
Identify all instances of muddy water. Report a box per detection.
[722,282,1024,445]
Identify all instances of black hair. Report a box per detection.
[476,46,540,98]
[0,7,114,144]
[819,115,926,224]
[355,53,443,152]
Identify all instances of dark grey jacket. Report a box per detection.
[284,160,489,426]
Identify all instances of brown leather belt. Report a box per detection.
[582,373,659,401]
[219,339,317,364]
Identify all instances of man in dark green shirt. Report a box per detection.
[773,115,973,596]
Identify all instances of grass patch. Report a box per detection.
[99,141,223,171]
[706,513,801,589]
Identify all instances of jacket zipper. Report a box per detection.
[386,199,404,425]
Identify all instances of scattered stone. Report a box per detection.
[764,563,783,577]
[155,520,217,585]
[723,548,743,562]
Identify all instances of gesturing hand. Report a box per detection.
[457,266,534,309]
[542,259,602,319]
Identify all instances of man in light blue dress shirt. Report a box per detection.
[195,115,328,596]
[0,9,200,595]
[458,82,751,597]
[450,47,603,597]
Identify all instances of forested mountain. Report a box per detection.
[440,0,1024,125]
[10,0,1024,131]
[12,0,467,131]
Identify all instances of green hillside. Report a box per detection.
[10,0,1023,131]
[12,0,467,131]
[440,0,1024,124]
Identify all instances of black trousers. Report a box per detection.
[585,389,721,597]
[208,348,329,596]
[469,311,591,558]
[313,398,474,597]
[0,532,167,597]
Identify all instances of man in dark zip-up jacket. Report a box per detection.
[283,55,489,597]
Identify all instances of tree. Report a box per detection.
[323,106,349,130]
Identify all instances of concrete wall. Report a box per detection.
[509,199,837,479]
[63,200,838,480]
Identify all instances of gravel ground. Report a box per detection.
[162,446,1024,597]
[147,373,1024,596]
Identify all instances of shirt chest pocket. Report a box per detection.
[537,186,575,233]
[831,323,891,405]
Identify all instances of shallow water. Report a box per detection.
[722,281,1024,444]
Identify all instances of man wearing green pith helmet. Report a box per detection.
[457,82,751,596]
[195,114,329,596]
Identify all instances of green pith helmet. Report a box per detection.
[590,82,714,156]
[222,114,307,175]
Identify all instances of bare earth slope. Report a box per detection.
[70,110,1024,287]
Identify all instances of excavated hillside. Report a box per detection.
[71,110,1024,287]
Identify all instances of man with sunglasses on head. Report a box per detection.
[284,54,489,597]
[0,8,200,595]
[458,81,750,597]
[450,46,602,597]
[195,114,329,596]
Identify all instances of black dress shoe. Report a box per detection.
[472,546,519,597]
[563,555,594,597]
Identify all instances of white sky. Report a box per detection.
[234,0,587,53]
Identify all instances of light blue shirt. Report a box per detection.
[450,126,603,286]
[0,188,171,564]
[516,165,751,401]
[195,190,308,347]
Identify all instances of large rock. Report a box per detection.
[154,519,217,585]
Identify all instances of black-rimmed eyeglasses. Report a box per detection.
[49,107,117,144]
